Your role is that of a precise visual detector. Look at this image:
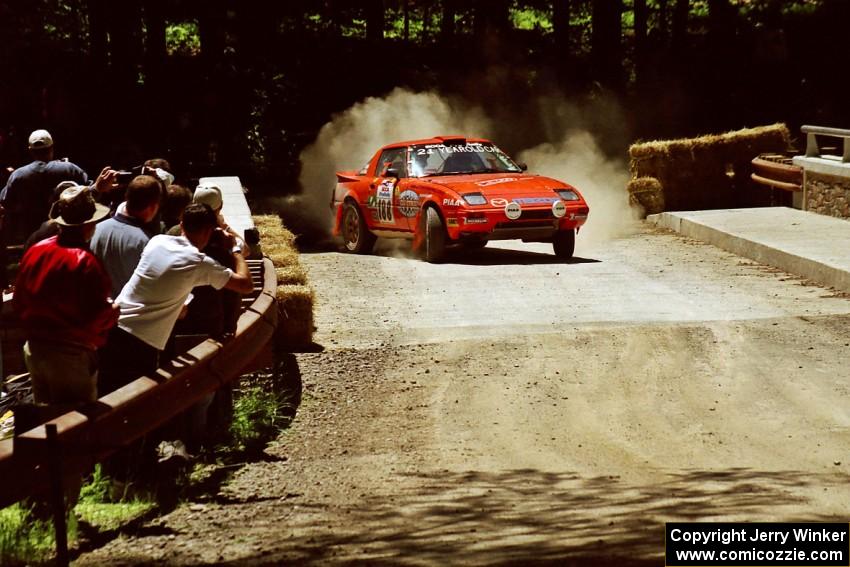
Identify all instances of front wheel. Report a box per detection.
[553,229,575,259]
[417,207,446,263]
[341,202,376,254]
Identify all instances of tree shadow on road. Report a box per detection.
[217,467,847,565]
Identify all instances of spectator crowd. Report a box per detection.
[1,129,256,495]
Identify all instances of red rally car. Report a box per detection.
[330,136,589,262]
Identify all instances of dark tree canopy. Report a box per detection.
[0,0,841,194]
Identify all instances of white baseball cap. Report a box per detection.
[28,129,54,149]
[193,183,223,211]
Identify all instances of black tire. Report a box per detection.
[341,201,376,254]
[419,207,446,263]
[553,229,575,259]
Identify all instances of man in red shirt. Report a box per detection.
[14,184,117,404]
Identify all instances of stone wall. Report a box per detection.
[805,171,850,219]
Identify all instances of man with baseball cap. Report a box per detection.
[0,129,89,244]
[14,185,118,405]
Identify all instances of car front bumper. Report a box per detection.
[446,205,589,241]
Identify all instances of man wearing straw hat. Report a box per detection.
[13,185,118,404]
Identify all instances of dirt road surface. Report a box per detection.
[79,225,850,565]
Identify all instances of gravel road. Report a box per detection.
[78,224,850,565]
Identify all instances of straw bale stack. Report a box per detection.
[627,177,665,215]
[252,214,314,349]
[274,285,315,350]
[629,123,791,212]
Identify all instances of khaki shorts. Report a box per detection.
[23,340,98,404]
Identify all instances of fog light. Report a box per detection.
[552,201,566,218]
[505,202,521,220]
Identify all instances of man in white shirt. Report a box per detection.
[98,203,253,394]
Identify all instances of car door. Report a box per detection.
[369,147,409,232]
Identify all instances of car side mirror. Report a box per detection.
[385,167,401,178]
[517,162,528,172]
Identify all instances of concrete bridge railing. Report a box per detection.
[794,125,850,219]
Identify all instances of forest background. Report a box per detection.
[0,0,843,195]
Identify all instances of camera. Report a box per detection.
[116,170,135,183]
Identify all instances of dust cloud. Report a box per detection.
[518,130,639,249]
[292,88,640,248]
[295,88,493,233]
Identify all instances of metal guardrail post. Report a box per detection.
[46,423,69,566]
[806,132,819,158]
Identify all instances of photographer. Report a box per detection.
[98,203,253,395]
[90,175,162,297]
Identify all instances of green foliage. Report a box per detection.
[0,504,58,565]
[74,501,154,533]
[229,384,292,453]
[75,465,154,532]
[165,20,200,56]
[78,464,111,503]
[512,7,552,32]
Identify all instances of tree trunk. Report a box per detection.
[366,0,384,41]
[474,0,509,38]
[143,0,166,85]
[237,3,281,63]
[657,0,668,39]
[708,0,733,45]
[633,0,648,82]
[88,0,109,74]
[671,0,689,52]
[441,0,455,41]
[591,0,623,88]
[553,0,571,53]
[107,0,144,87]
[403,0,409,41]
[324,0,340,37]
[198,0,227,68]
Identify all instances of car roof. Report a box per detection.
[381,135,493,149]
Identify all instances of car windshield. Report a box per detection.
[408,142,523,178]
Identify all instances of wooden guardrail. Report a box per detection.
[802,125,850,163]
[0,257,278,510]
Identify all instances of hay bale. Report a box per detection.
[252,214,285,234]
[628,123,791,211]
[253,215,297,248]
[627,177,665,216]
[275,285,315,349]
[262,241,300,269]
[252,214,315,351]
[275,264,308,286]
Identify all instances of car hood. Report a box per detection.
[418,173,576,199]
